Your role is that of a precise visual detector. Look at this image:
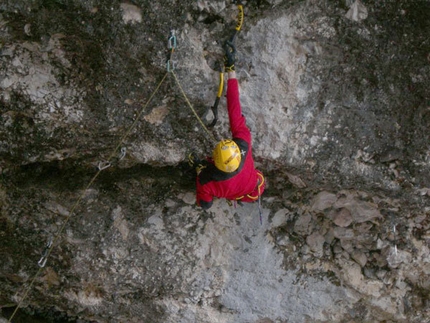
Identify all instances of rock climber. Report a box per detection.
[191,41,265,210]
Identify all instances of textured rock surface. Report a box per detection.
[1,0,430,322]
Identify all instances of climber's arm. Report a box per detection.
[226,72,251,143]
[196,178,214,210]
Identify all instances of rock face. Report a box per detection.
[1,1,430,322]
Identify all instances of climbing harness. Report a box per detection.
[207,0,244,127]
[232,172,265,225]
[235,172,265,202]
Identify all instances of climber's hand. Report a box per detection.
[224,41,236,72]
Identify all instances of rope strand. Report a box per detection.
[9,40,220,321]
[8,72,169,323]
[171,71,217,144]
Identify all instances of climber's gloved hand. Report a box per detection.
[224,40,236,72]
[188,151,200,167]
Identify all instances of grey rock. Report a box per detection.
[311,191,337,212]
[324,227,335,244]
[0,0,429,322]
[334,193,382,223]
[333,208,353,227]
[333,227,355,240]
[306,231,325,257]
[271,208,289,227]
[345,0,368,22]
[333,243,343,254]
[386,247,413,269]
[294,212,313,235]
[340,239,354,253]
[286,172,307,188]
[351,250,368,267]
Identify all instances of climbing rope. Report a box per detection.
[171,71,217,144]
[9,9,252,317]
[8,27,224,320]
[165,28,216,143]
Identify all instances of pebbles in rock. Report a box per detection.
[120,3,142,24]
[332,208,353,227]
[311,191,337,212]
[306,231,325,257]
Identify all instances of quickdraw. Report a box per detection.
[9,30,180,323]
[207,0,244,128]
[97,147,126,170]
[229,0,244,43]
[38,236,53,268]
[166,29,177,72]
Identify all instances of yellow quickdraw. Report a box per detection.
[235,4,244,32]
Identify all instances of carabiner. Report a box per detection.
[168,29,177,50]
[235,3,244,32]
[98,161,111,170]
[38,257,48,268]
[167,29,177,72]
[166,59,176,72]
[38,236,53,268]
[119,147,126,161]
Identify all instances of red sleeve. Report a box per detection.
[226,79,251,143]
[196,177,213,209]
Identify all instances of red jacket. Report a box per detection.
[196,78,265,209]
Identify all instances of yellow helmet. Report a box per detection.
[213,139,241,173]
